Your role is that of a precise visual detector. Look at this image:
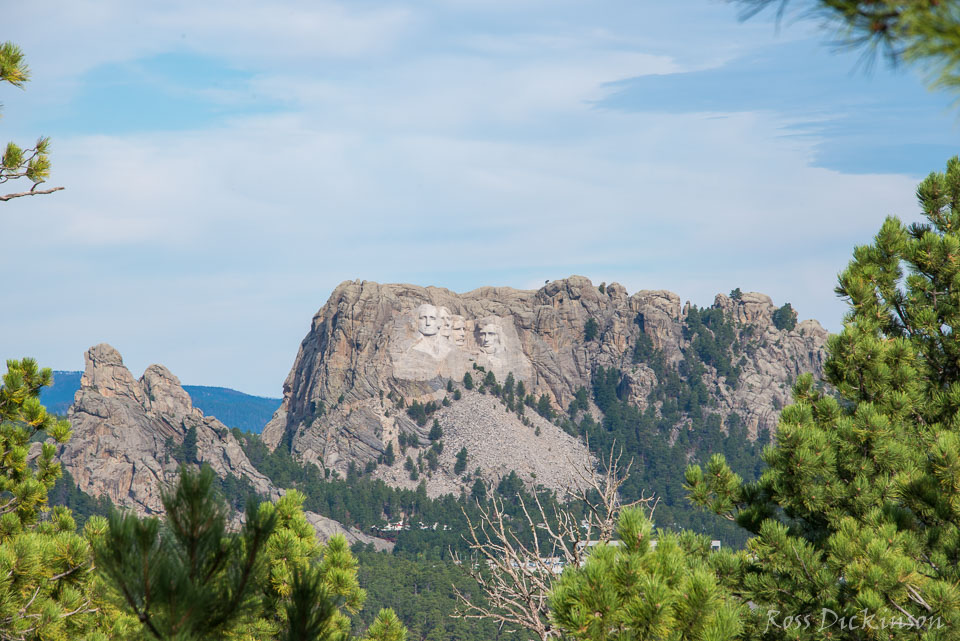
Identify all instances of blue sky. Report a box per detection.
[2,0,957,396]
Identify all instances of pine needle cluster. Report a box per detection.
[731,1,960,94]
[550,508,743,641]
[0,41,61,201]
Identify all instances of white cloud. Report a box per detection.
[5,0,416,80]
[1,103,921,394]
[0,0,931,394]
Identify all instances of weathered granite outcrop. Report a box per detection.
[263,277,829,496]
[62,344,278,515]
[303,511,393,552]
[61,344,396,550]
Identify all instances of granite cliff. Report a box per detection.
[262,276,828,497]
[62,343,275,515]
[60,344,392,550]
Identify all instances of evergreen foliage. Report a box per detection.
[353,549,516,641]
[503,372,515,396]
[424,448,439,472]
[584,317,599,341]
[240,433,584,561]
[536,394,554,420]
[687,157,960,638]
[470,478,486,504]
[47,467,114,529]
[550,508,742,641]
[731,0,960,95]
[462,373,474,390]
[165,426,199,465]
[382,443,395,467]
[405,401,438,427]
[181,385,280,433]
[683,306,740,387]
[0,42,61,202]
[92,465,406,641]
[771,302,797,331]
[579,365,765,547]
[0,359,111,640]
[92,465,279,640]
[453,447,468,475]
[567,387,589,418]
[182,425,198,463]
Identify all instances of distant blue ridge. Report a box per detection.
[40,371,83,416]
[181,385,281,434]
[40,371,279,434]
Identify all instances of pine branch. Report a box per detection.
[0,185,64,201]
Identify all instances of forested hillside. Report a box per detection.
[182,384,281,434]
[37,370,81,414]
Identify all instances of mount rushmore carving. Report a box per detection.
[392,303,532,383]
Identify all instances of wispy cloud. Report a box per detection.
[0,0,950,394]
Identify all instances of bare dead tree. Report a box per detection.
[451,445,656,641]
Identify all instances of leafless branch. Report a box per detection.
[452,443,655,641]
[0,186,64,201]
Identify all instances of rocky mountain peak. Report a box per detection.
[263,276,829,498]
[58,345,395,551]
[81,343,144,403]
[141,364,198,418]
[63,344,275,514]
[714,292,776,325]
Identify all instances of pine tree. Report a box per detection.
[686,157,960,638]
[503,372,515,396]
[730,1,960,96]
[550,508,742,641]
[0,360,103,640]
[361,609,406,641]
[92,465,278,640]
[0,43,62,202]
[247,489,367,640]
[93,465,406,641]
[470,478,486,503]
[182,424,198,463]
[536,394,554,420]
[771,302,797,331]
[454,447,468,475]
[428,419,443,441]
[584,317,599,341]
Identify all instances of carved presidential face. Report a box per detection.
[438,307,453,339]
[479,322,502,353]
[417,304,439,336]
[451,315,466,347]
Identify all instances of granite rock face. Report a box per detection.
[61,344,396,550]
[303,512,394,552]
[263,277,828,495]
[62,344,278,515]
